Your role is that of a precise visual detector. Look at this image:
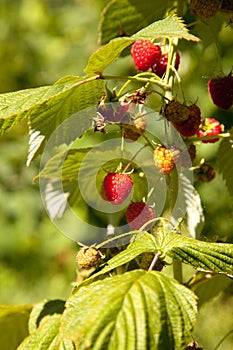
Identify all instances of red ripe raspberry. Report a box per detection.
[208,74,233,110]
[196,118,223,143]
[173,104,201,137]
[126,202,155,230]
[152,51,180,78]
[165,100,190,123]
[131,40,161,71]
[153,145,180,174]
[102,173,133,205]
[190,0,219,20]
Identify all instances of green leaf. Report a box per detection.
[132,15,200,42]
[0,76,83,132]
[17,314,61,350]
[99,0,175,44]
[82,232,157,284]
[60,270,197,349]
[84,37,133,75]
[28,299,65,334]
[218,134,233,200]
[99,0,145,45]
[0,75,105,164]
[0,305,32,350]
[27,76,105,165]
[158,231,233,274]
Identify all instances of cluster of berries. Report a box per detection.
[131,40,180,77]
[101,172,155,230]
[96,40,230,231]
[165,100,223,141]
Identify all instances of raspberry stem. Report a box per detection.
[102,74,170,90]
[148,251,162,271]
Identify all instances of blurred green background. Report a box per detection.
[0,1,233,349]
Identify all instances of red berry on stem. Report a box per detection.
[196,118,222,143]
[103,173,133,205]
[126,202,155,230]
[131,40,161,71]
[208,74,233,110]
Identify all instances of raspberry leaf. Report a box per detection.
[0,75,105,165]
[83,232,157,284]
[17,314,62,350]
[99,0,174,45]
[132,15,200,42]
[84,37,133,75]
[218,132,233,201]
[61,270,197,349]
[28,300,65,334]
[157,231,233,274]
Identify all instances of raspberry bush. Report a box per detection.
[0,1,233,349]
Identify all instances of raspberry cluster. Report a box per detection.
[131,40,161,71]
[131,40,180,76]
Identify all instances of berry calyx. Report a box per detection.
[165,100,190,123]
[190,0,219,20]
[153,145,180,174]
[196,118,223,143]
[131,40,162,71]
[208,74,233,110]
[173,104,201,137]
[102,173,133,205]
[126,202,155,230]
[152,51,180,78]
